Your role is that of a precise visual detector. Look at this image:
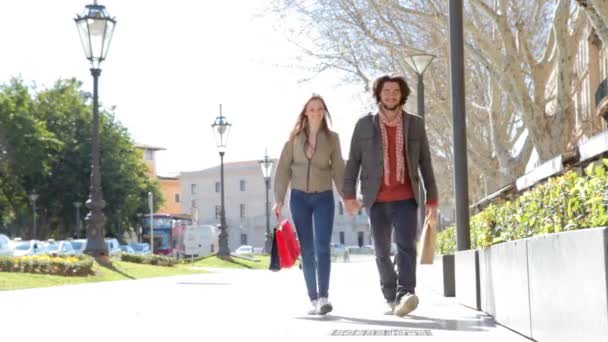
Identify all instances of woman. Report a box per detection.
[273,94,345,315]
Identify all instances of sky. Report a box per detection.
[0,0,372,177]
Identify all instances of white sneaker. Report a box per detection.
[318,297,333,315]
[307,299,319,315]
[394,293,418,317]
[384,301,396,315]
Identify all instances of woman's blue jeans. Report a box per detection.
[289,189,335,301]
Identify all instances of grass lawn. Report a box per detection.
[192,254,270,270]
[0,259,206,291]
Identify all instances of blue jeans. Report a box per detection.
[289,189,335,301]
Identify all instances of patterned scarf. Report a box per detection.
[378,108,405,186]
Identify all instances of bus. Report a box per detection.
[140,213,192,255]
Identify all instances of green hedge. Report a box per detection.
[0,255,94,276]
[120,253,178,267]
[437,159,608,255]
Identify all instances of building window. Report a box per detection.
[191,184,197,195]
[339,232,345,245]
[192,208,199,222]
[215,205,221,219]
[357,232,364,247]
[338,202,344,215]
[240,233,248,245]
[240,179,246,192]
[240,204,246,218]
[191,199,197,208]
[174,193,180,203]
[215,181,220,193]
[144,150,154,161]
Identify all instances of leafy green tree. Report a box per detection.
[0,78,163,240]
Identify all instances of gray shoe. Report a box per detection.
[384,301,396,315]
[318,297,333,315]
[307,299,319,315]
[394,293,418,317]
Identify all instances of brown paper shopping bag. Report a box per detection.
[418,212,437,264]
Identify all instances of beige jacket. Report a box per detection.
[274,130,345,204]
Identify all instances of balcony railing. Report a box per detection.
[596,78,608,108]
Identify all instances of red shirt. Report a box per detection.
[376,125,414,202]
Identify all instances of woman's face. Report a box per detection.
[305,99,326,125]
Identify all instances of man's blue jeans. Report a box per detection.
[289,189,335,301]
[369,199,418,302]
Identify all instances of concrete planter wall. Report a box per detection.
[527,227,608,342]
[478,240,532,338]
[419,254,455,297]
[455,249,480,310]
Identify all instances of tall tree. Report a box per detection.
[0,78,162,239]
[272,0,588,203]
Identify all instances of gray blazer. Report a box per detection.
[342,111,438,210]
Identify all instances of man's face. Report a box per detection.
[380,81,402,111]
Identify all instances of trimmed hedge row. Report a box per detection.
[437,160,608,255]
[0,255,94,276]
[120,253,177,267]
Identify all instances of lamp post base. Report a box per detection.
[217,223,230,258]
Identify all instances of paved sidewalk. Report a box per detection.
[0,258,531,341]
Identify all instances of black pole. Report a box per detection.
[32,200,37,240]
[264,177,271,253]
[449,0,471,251]
[84,68,108,256]
[218,151,229,257]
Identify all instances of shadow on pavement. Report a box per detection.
[295,313,495,332]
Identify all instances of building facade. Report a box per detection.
[136,143,183,216]
[180,160,370,252]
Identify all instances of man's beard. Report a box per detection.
[381,102,401,111]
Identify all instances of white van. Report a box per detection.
[175,225,218,258]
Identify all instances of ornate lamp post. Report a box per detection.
[29,192,39,240]
[211,104,232,257]
[258,149,274,253]
[75,1,116,256]
[404,53,435,236]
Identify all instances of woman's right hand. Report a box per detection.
[272,202,283,217]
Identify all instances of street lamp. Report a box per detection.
[403,53,435,237]
[211,104,232,258]
[259,149,274,254]
[75,1,116,257]
[29,192,39,240]
[73,201,82,238]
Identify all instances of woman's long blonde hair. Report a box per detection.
[289,95,333,141]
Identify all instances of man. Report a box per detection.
[342,74,438,317]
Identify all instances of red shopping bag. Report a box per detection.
[275,218,300,269]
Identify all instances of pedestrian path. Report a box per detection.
[0,258,531,341]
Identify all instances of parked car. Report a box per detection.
[119,245,135,254]
[46,240,76,256]
[234,245,254,255]
[129,242,151,255]
[11,240,46,257]
[330,243,348,261]
[0,234,11,256]
[70,239,87,256]
[105,238,122,256]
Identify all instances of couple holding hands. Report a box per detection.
[272,74,438,317]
